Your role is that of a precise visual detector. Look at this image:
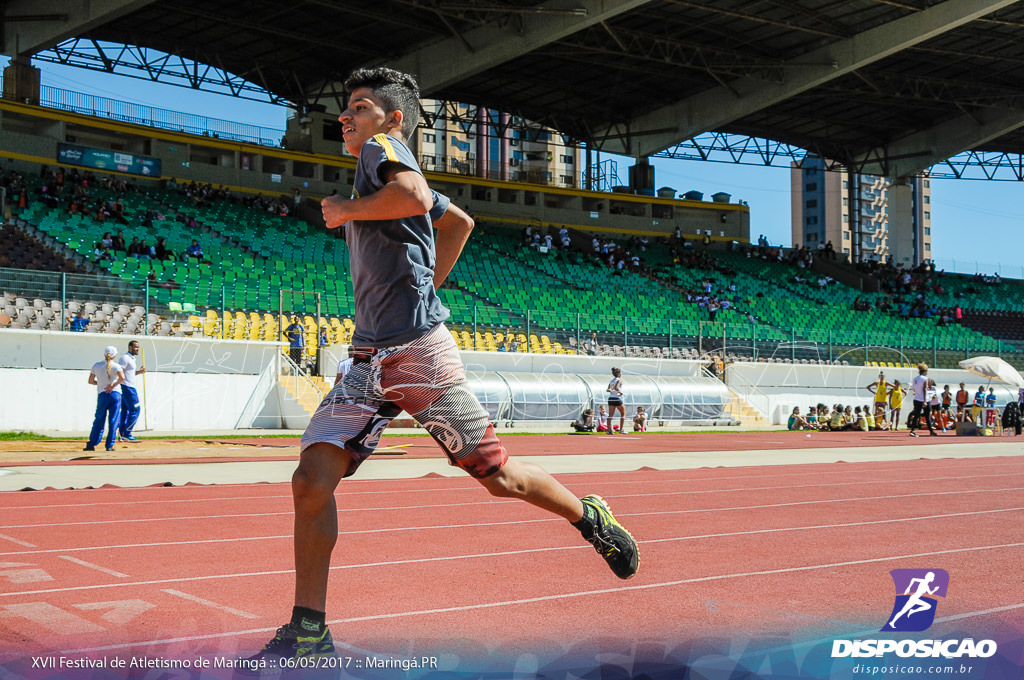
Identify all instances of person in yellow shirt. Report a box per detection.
[889,379,907,430]
[829,405,846,431]
[863,405,876,431]
[866,372,892,421]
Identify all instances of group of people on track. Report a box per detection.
[787,365,1003,435]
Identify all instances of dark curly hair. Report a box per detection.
[344,67,421,141]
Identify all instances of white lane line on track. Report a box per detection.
[4,490,1024,558]
[5,460,1022,511]
[161,589,258,619]
[6,507,1023,597]
[59,542,1024,655]
[0,533,35,547]
[58,555,129,578]
[5,482,1024,530]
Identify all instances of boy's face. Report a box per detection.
[339,88,395,156]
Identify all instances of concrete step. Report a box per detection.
[279,375,326,415]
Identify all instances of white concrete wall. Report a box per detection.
[5,328,1015,431]
[727,361,1019,425]
[1,329,709,432]
[0,329,280,372]
[314,345,705,381]
[1,367,263,431]
[0,329,281,432]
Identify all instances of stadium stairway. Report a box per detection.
[277,373,329,425]
[724,392,772,427]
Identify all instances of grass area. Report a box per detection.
[0,431,66,441]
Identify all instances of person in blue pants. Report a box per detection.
[85,346,125,452]
[117,340,145,442]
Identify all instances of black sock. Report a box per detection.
[572,501,596,536]
[291,606,326,633]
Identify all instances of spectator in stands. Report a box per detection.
[137,239,153,259]
[154,237,173,261]
[285,315,305,371]
[111,230,126,252]
[94,240,114,263]
[317,325,330,375]
[571,408,595,433]
[185,239,204,261]
[127,237,143,257]
[632,406,648,432]
[584,332,597,356]
[69,311,89,332]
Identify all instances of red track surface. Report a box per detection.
[2,452,1023,676]
[197,429,1005,455]
[5,429,1003,467]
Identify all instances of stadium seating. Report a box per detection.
[2,173,1021,368]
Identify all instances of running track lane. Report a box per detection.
[0,457,1022,671]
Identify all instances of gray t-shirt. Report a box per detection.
[347,134,450,348]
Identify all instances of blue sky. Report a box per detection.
[7,56,1024,276]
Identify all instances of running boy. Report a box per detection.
[249,68,639,665]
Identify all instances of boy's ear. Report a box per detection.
[388,110,404,133]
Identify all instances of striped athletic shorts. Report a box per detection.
[301,323,508,479]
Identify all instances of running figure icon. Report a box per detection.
[888,571,939,628]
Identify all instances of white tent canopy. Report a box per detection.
[958,356,1024,389]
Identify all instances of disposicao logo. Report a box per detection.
[881,568,949,632]
[831,568,998,659]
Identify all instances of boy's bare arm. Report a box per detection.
[321,166,432,228]
[433,203,474,289]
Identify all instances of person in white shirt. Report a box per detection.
[334,346,355,386]
[606,367,625,435]
[85,346,125,452]
[908,363,936,437]
[117,341,145,442]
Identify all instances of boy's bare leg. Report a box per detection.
[291,443,352,611]
[477,457,638,580]
[477,458,584,521]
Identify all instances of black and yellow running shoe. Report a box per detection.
[240,622,336,675]
[579,495,639,580]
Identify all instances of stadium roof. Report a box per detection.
[4,0,1024,177]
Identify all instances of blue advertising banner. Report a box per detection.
[56,143,161,177]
